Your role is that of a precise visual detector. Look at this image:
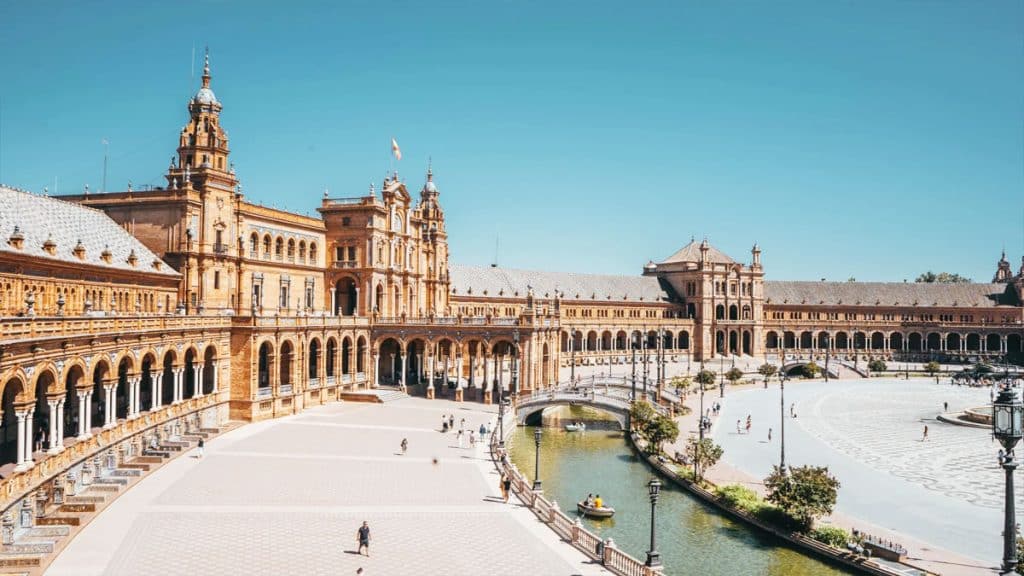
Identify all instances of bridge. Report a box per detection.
[779,358,866,379]
[514,379,671,429]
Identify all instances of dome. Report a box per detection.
[194,87,218,105]
[423,180,438,193]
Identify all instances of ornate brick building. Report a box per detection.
[0,55,1022,494]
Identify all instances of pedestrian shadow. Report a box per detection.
[342,550,362,556]
[482,496,505,503]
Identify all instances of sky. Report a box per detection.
[0,1,1022,282]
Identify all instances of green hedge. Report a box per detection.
[810,526,850,548]
[714,484,802,531]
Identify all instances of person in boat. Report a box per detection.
[594,494,603,509]
[585,493,595,507]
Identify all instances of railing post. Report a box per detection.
[549,499,557,523]
[572,517,581,544]
[602,538,614,565]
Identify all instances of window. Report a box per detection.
[280,281,290,308]
[342,217,351,226]
[310,243,318,263]
[214,271,221,290]
[347,246,356,261]
[250,234,258,254]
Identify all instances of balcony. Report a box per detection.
[213,243,229,255]
[333,260,358,268]
[256,387,272,399]
[279,384,293,395]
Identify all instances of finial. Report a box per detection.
[427,156,433,180]
[323,187,329,199]
[369,182,375,196]
[127,180,132,192]
[201,47,211,88]
[84,183,90,195]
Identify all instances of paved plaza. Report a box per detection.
[46,398,609,576]
[710,378,1003,572]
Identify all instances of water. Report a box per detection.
[509,425,853,576]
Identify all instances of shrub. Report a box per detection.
[802,362,820,379]
[715,484,763,512]
[867,359,887,372]
[811,526,850,548]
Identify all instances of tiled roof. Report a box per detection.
[450,264,671,303]
[764,281,1013,308]
[0,186,178,276]
[660,240,735,265]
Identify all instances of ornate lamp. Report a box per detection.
[993,386,1023,574]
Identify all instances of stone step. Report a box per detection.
[36,517,79,527]
[133,456,163,464]
[25,526,69,538]
[82,485,119,493]
[110,469,142,477]
[66,496,105,504]
[200,427,220,434]
[119,463,151,471]
[93,477,128,486]
[161,442,189,449]
[0,554,41,569]
[143,449,172,458]
[58,503,95,513]
[2,542,52,555]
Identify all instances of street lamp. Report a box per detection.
[696,373,705,481]
[993,385,1023,574]
[570,331,576,384]
[533,427,543,491]
[511,329,520,396]
[719,356,725,398]
[642,329,650,401]
[645,478,662,568]
[779,371,787,474]
[631,334,638,402]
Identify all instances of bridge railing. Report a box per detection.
[491,428,660,575]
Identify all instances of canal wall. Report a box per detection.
[624,434,934,576]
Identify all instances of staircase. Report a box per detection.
[339,387,410,404]
[0,421,243,575]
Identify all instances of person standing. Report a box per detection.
[470,431,476,447]
[922,425,929,441]
[457,429,464,448]
[943,401,948,412]
[197,438,205,458]
[400,438,408,455]
[736,420,741,434]
[449,415,455,430]
[500,473,511,503]
[768,428,772,442]
[356,521,371,557]
[460,418,465,432]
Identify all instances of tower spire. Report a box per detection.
[202,47,211,89]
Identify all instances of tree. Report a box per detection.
[695,369,716,391]
[758,363,778,383]
[916,271,971,284]
[924,361,941,376]
[725,367,744,386]
[670,375,691,396]
[643,414,680,454]
[764,465,840,530]
[802,362,820,379]
[629,400,656,432]
[686,437,724,481]
[867,359,887,372]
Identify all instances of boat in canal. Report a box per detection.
[577,500,615,518]
[565,422,586,432]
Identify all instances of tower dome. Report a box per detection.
[193,50,218,105]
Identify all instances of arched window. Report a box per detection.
[275,237,284,258]
[249,233,258,255]
[263,235,271,255]
[287,239,296,259]
[309,243,318,264]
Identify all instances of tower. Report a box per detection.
[994,250,1013,283]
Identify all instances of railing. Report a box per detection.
[326,376,336,386]
[333,261,358,268]
[256,387,272,399]
[323,196,376,206]
[0,314,229,342]
[308,378,320,389]
[249,315,370,329]
[213,243,229,254]
[493,428,656,575]
[279,384,293,395]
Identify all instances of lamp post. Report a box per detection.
[532,428,543,491]
[511,329,520,396]
[645,478,662,568]
[642,329,649,402]
[696,374,705,481]
[570,331,576,385]
[993,385,1023,574]
[719,356,725,398]
[631,335,638,402]
[779,371,787,474]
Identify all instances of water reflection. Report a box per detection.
[508,425,852,576]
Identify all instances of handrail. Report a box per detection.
[490,419,658,575]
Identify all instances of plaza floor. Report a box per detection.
[708,378,1003,574]
[45,397,610,576]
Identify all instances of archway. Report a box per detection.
[326,338,337,382]
[1,378,25,466]
[729,331,738,354]
[835,332,849,350]
[33,370,57,452]
[765,331,779,349]
[341,337,352,379]
[1009,334,1022,353]
[926,333,941,352]
[308,339,321,384]
[183,349,197,399]
[966,333,981,352]
[64,364,85,440]
[356,337,367,375]
[162,352,176,405]
[890,333,904,352]
[728,304,738,321]
[742,331,751,355]
[908,333,923,352]
[800,332,813,349]
[715,304,725,320]
[258,342,273,394]
[279,341,294,391]
[91,360,110,430]
[986,333,1001,353]
[946,333,961,354]
[678,331,690,350]
[140,354,155,412]
[871,332,885,351]
[202,347,217,394]
[377,338,402,384]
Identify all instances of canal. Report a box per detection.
[508,424,854,576]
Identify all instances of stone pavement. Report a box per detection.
[46,398,611,576]
[698,378,1001,576]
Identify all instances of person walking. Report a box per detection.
[356,521,371,557]
[736,420,741,434]
[470,431,476,447]
[460,418,465,432]
[768,428,772,442]
[501,473,511,503]
[449,415,455,430]
[400,438,408,455]
[943,401,948,412]
[745,419,751,434]
[922,425,929,441]
[197,438,205,458]
[457,429,464,448]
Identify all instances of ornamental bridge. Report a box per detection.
[513,378,673,430]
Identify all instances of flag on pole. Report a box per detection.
[391,137,402,161]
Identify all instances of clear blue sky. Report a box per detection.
[1,1,1021,282]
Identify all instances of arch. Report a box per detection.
[1,377,26,465]
[817,331,830,350]
[926,332,941,351]
[853,332,866,350]
[275,236,284,258]
[249,232,259,255]
[799,331,813,349]
[742,330,751,355]
[889,332,904,351]
[308,338,321,381]
[987,333,1002,353]
[326,338,338,380]
[202,346,217,394]
[115,357,132,421]
[258,341,273,393]
[646,330,657,350]
[287,238,296,259]
[1008,334,1022,353]
[728,304,738,321]
[356,336,367,374]
[63,362,86,440]
[741,305,751,320]
[586,331,598,352]
[335,277,358,316]
[677,330,690,350]
[161,351,176,406]
[407,338,430,387]
[729,330,739,354]
[601,331,612,351]
[341,336,353,377]
[946,333,961,353]
[309,243,318,263]
[965,333,981,352]
[715,304,725,320]
[871,332,885,350]
[298,240,307,262]
[835,332,849,350]
[783,331,796,349]
[374,283,384,314]
[765,331,779,349]
[262,234,272,255]
[616,331,627,350]
[716,330,725,355]
[908,332,923,352]
[662,330,673,349]
[377,338,402,385]
[572,331,584,352]
[279,340,295,389]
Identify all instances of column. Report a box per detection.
[193,365,203,398]
[399,353,407,389]
[13,410,27,472]
[83,391,94,437]
[152,371,162,409]
[54,399,65,451]
[372,354,380,388]
[127,377,137,419]
[469,355,476,389]
[77,391,89,439]
[47,400,58,454]
[24,410,34,467]
[212,364,219,393]
[331,287,337,316]
[175,368,184,403]
[483,353,489,393]
[103,384,115,428]
[426,355,435,399]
